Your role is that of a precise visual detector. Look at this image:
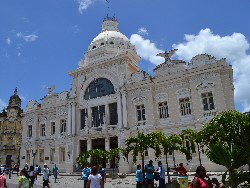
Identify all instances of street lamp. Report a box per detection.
[32,150,37,166]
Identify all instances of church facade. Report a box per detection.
[20,17,234,172]
[0,88,23,166]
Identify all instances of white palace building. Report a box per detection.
[20,16,234,173]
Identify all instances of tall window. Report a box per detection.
[158,102,169,119]
[39,149,44,163]
[51,122,55,135]
[28,125,32,137]
[109,103,118,125]
[50,148,55,164]
[59,147,65,162]
[81,109,88,130]
[26,150,30,163]
[60,119,66,133]
[136,104,146,121]
[201,92,215,111]
[179,98,191,116]
[92,105,105,127]
[41,124,45,136]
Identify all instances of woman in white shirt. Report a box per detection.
[87,166,103,188]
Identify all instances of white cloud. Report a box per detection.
[130,34,164,65]
[16,32,38,42]
[0,99,7,110]
[76,0,95,14]
[173,28,250,112]
[138,27,149,36]
[6,37,11,45]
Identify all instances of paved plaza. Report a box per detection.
[5,172,224,188]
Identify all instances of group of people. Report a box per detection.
[135,160,225,188]
[17,163,58,188]
[82,164,106,188]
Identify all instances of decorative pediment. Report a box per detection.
[26,100,40,111]
[176,88,191,99]
[131,96,146,105]
[154,93,168,102]
[196,80,215,91]
[128,71,150,84]
[188,54,220,69]
[59,91,69,101]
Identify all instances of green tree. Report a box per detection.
[152,131,186,183]
[108,148,121,174]
[180,129,202,166]
[200,111,249,188]
[123,131,158,182]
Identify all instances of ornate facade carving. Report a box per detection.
[128,70,151,84]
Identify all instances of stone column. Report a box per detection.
[67,104,72,135]
[72,102,76,136]
[117,92,123,129]
[121,91,128,128]
[87,107,92,129]
[105,137,110,168]
[104,103,109,130]
[87,139,92,163]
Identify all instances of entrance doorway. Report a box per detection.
[92,138,106,167]
[110,137,118,169]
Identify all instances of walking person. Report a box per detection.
[87,166,103,188]
[53,164,58,183]
[38,166,41,176]
[0,170,7,188]
[156,161,165,188]
[136,164,143,188]
[190,166,212,188]
[82,163,91,188]
[43,163,50,188]
[34,165,39,180]
[98,164,106,186]
[145,160,154,188]
[18,169,30,188]
[29,166,36,187]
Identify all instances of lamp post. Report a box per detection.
[32,150,37,166]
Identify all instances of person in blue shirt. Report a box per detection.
[53,164,59,183]
[136,164,143,188]
[156,161,166,188]
[145,160,154,188]
[82,163,91,188]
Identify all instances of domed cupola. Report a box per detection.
[8,87,21,108]
[79,16,140,67]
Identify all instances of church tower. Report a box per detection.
[0,88,23,166]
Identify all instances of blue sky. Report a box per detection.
[1,0,250,112]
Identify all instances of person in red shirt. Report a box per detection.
[176,163,187,176]
[0,170,7,188]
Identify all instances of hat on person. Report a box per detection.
[44,163,47,166]
[149,160,153,163]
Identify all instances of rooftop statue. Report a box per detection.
[157,49,178,63]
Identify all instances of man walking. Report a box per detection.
[53,164,58,183]
[145,160,154,188]
[82,163,91,188]
[43,163,50,188]
[156,161,165,188]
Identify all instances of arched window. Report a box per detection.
[84,78,115,100]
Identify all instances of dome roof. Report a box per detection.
[91,30,129,44]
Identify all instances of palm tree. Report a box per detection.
[152,131,184,184]
[180,129,202,166]
[123,131,158,182]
